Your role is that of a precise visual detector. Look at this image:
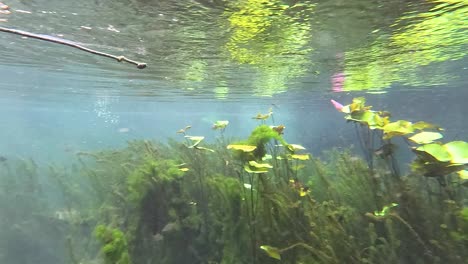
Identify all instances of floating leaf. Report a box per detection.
[212,120,229,130]
[350,97,369,112]
[415,143,452,162]
[290,154,310,160]
[260,245,281,260]
[412,121,441,131]
[408,132,443,144]
[244,183,252,189]
[444,141,468,164]
[383,120,414,139]
[227,144,257,152]
[262,154,273,161]
[458,170,468,180]
[179,168,189,172]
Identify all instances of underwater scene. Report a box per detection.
[0,0,467,263]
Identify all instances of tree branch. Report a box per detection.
[0,26,147,69]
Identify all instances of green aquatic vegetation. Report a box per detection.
[411,141,468,178]
[241,124,289,161]
[334,97,467,185]
[126,158,185,204]
[4,99,468,264]
[373,203,399,217]
[94,225,132,264]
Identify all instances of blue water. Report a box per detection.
[0,0,467,263]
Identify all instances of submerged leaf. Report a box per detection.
[227,144,257,152]
[260,245,281,260]
[185,136,205,148]
[289,154,310,160]
[248,160,273,169]
[299,187,310,196]
[244,164,269,174]
[408,132,443,144]
[195,146,215,152]
[212,120,229,130]
[288,144,306,151]
[374,203,398,217]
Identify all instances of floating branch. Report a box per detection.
[0,26,147,69]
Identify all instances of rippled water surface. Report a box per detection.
[0,0,467,156]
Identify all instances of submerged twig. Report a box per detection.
[0,26,147,69]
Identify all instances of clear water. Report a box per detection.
[0,0,467,263]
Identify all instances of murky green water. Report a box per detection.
[0,0,467,263]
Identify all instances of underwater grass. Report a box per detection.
[1,98,467,264]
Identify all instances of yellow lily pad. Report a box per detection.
[408,132,443,144]
[290,154,310,160]
[457,170,468,180]
[415,143,451,162]
[227,144,257,152]
[444,141,468,164]
[248,160,273,169]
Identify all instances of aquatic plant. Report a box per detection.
[94,225,132,264]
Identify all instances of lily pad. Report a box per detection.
[289,154,310,160]
[457,170,468,180]
[412,121,441,131]
[383,120,414,139]
[248,160,273,169]
[444,141,468,164]
[408,132,443,144]
[415,143,451,162]
[244,164,269,174]
[227,144,257,152]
